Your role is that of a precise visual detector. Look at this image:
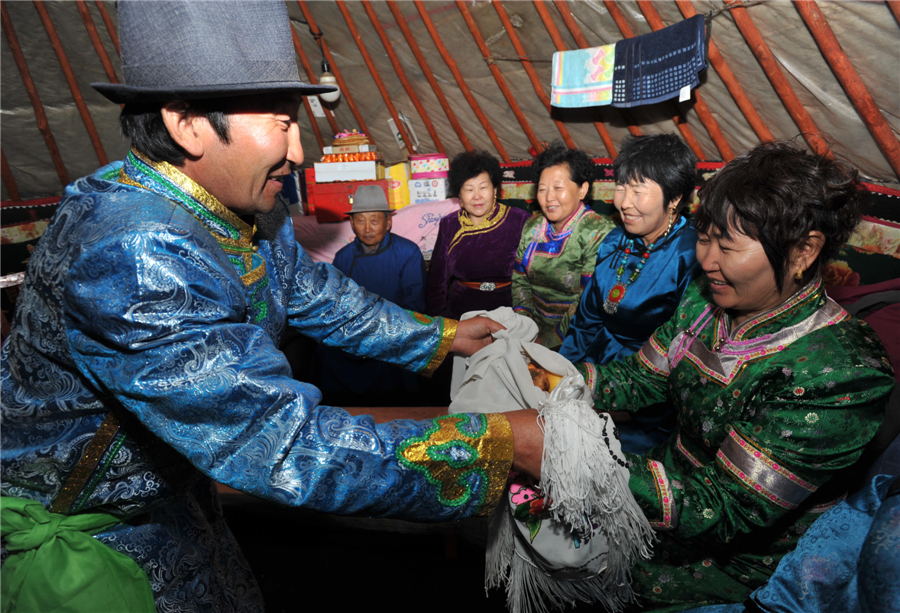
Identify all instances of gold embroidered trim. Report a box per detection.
[241,262,267,286]
[422,318,458,376]
[50,411,121,514]
[117,171,144,189]
[448,203,509,253]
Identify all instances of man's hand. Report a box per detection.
[449,316,505,357]
[506,409,543,480]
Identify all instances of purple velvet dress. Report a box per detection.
[426,203,532,319]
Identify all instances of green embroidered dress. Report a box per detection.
[512,204,614,348]
[577,278,894,612]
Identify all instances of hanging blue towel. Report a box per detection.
[611,14,707,108]
[550,44,616,108]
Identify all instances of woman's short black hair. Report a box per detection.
[447,151,502,198]
[532,144,594,192]
[614,134,697,214]
[696,140,864,291]
[119,99,232,165]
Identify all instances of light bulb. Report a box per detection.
[319,59,340,103]
[319,72,340,103]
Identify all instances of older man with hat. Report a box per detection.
[0,2,542,611]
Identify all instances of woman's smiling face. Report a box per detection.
[696,226,792,327]
[536,164,589,231]
[613,178,677,244]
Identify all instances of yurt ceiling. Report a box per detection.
[2,0,899,203]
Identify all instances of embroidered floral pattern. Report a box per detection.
[397,413,513,512]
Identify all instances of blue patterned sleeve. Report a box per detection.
[62,225,513,519]
[285,245,454,376]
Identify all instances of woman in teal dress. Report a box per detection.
[512,145,614,348]
[561,142,894,611]
[559,134,702,453]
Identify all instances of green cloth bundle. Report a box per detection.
[0,497,155,613]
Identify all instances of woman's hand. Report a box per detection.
[506,409,543,480]
[449,316,505,356]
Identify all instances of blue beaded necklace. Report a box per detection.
[602,212,677,314]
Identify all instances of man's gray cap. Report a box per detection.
[348,185,392,215]
[92,1,337,104]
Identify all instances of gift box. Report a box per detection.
[386,162,411,210]
[307,180,389,223]
[313,161,385,183]
[322,144,377,154]
[409,153,449,179]
[408,178,449,204]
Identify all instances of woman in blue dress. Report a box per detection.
[559,134,702,452]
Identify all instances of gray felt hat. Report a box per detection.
[348,185,392,215]
[92,1,336,104]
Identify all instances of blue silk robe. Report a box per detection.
[0,151,514,612]
[559,216,700,365]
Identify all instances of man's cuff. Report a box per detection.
[420,317,458,376]
[396,413,514,516]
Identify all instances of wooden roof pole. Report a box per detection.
[385,1,473,152]
[794,1,900,179]
[531,0,616,157]
[636,1,733,161]
[724,1,833,158]
[93,1,119,56]
[456,1,543,154]
[1,4,69,188]
[492,1,577,150]
[674,0,773,143]
[413,0,510,162]
[290,24,340,135]
[888,1,900,25]
[1,150,21,202]
[601,0,707,160]
[76,1,117,84]
[33,1,108,166]
[336,2,412,152]
[297,1,373,143]
[362,2,445,154]
[553,1,643,140]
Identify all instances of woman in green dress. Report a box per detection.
[560,141,894,611]
[512,145,615,348]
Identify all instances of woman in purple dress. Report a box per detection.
[426,151,531,319]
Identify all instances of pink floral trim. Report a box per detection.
[647,459,677,530]
[676,433,705,468]
[732,280,819,341]
[581,362,598,394]
[650,335,669,359]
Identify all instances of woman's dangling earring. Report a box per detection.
[795,267,804,281]
[663,206,677,238]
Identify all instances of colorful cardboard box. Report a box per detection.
[408,178,449,204]
[386,162,411,210]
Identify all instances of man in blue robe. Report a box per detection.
[0,3,542,611]
[317,186,426,401]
